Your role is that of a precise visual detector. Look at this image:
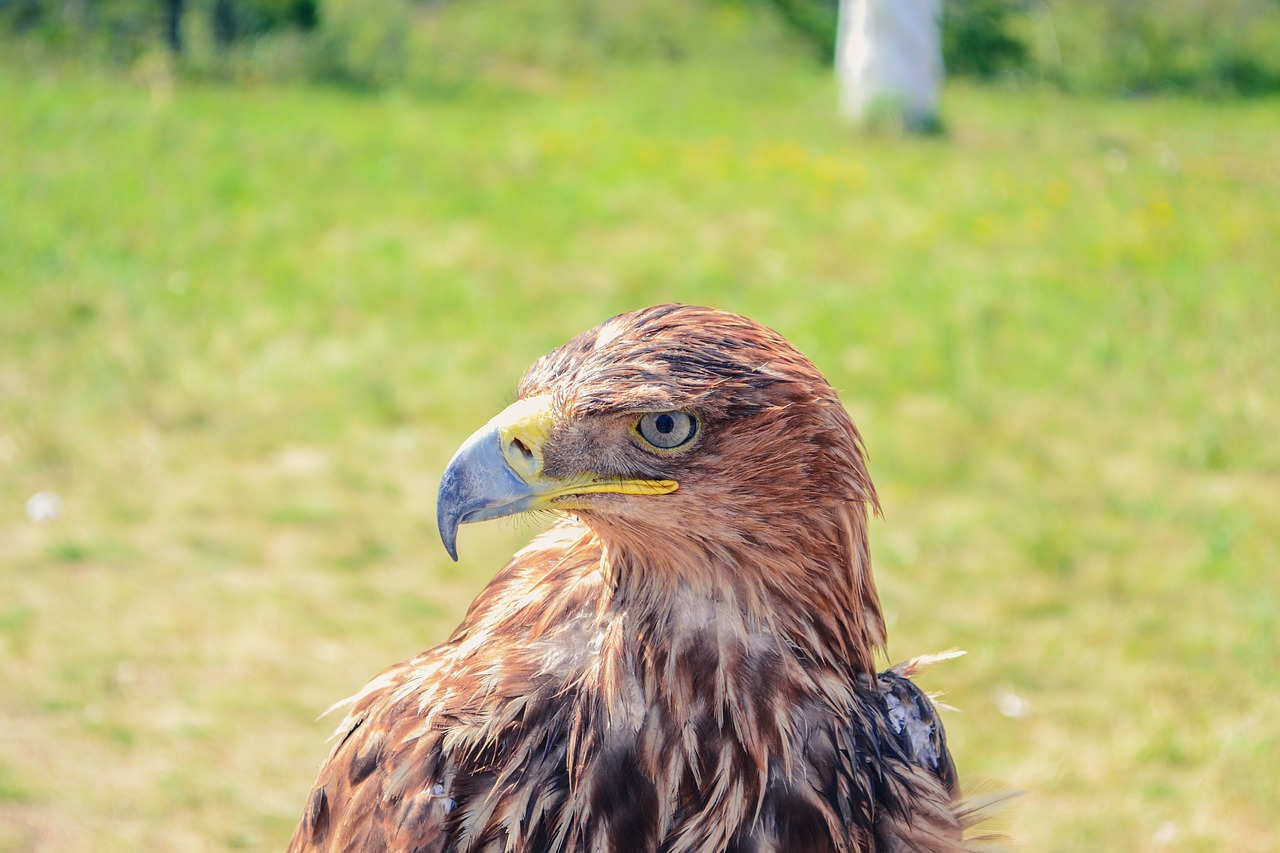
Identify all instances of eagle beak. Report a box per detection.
[436,395,678,561]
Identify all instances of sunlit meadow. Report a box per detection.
[1,61,1278,852]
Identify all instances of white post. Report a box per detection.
[836,0,945,131]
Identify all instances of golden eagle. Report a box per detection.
[289,304,997,852]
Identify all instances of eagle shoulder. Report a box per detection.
[288,523,601,853]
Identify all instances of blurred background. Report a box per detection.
[2,1,1278,851]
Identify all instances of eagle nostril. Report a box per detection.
[510,437,534,463]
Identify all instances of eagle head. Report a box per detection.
[437,304,878,562]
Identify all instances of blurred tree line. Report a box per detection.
[3,0,1279,95]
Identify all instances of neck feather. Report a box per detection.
[591,498,885,676]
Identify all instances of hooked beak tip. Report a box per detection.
[436,484,463,562]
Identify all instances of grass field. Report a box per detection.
[1,60,1278,852]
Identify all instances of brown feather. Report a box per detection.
[288,305,1003,853]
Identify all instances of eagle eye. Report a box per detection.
[636,411,698,450]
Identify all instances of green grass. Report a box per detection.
[2,62,1278,852]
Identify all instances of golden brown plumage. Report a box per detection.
[289,304,996,853]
